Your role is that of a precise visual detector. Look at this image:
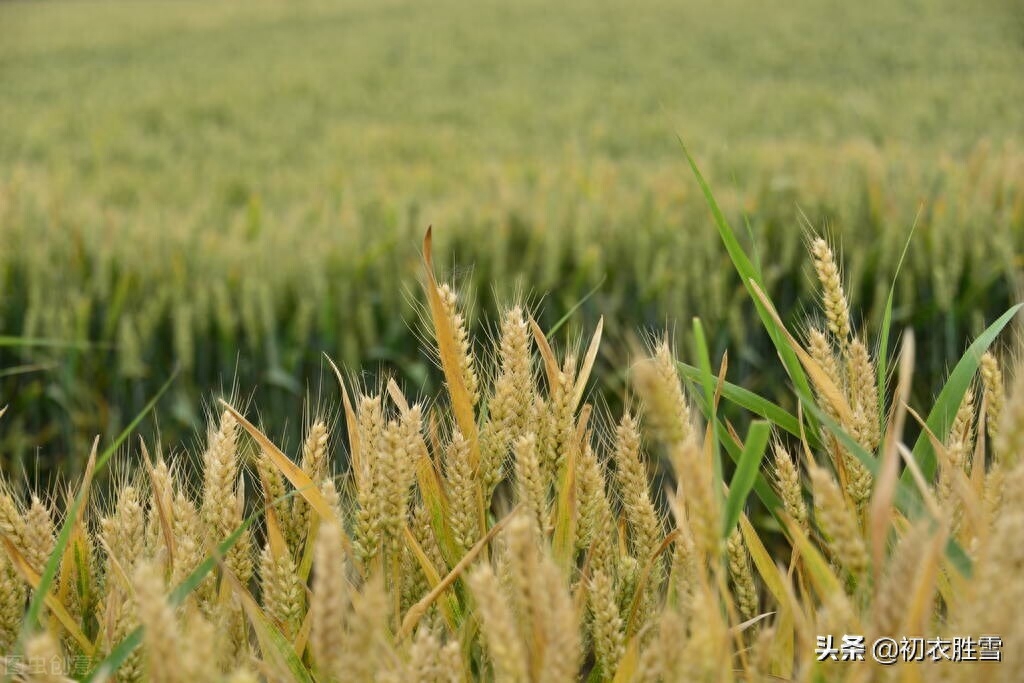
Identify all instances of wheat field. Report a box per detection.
[0,212,1020,680]
[2,1,1023,679]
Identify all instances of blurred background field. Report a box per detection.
[1,0,1022,479]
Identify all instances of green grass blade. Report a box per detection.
[677,361,820,448]
[679,139,815,407]
[0,362,56,378]
[97,367,180,470]
[246,604,315,683]
[169,533,249,605]
[547,274,606,337]
[903,303,1022,484]
[85,628,144,680]
[683,372,783,516]
[722,420,771,539]
[742,213,765,282]
[0,336,104,349]
[876,213,918,440]
[944,539,972,578]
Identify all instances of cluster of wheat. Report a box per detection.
[0,224,1021,682]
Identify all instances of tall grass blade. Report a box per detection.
[678,361,819,447]
[875,213,919,436]
[679,139,815,409]
[0,336,103,349]
[903,303,1022,483]
[686,388,783,514]
[86,629,143,682]
[546,275,606,337]
[722,420,770,539]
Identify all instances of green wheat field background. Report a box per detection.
[3,0,1022,475]
[0,1,1023,680]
